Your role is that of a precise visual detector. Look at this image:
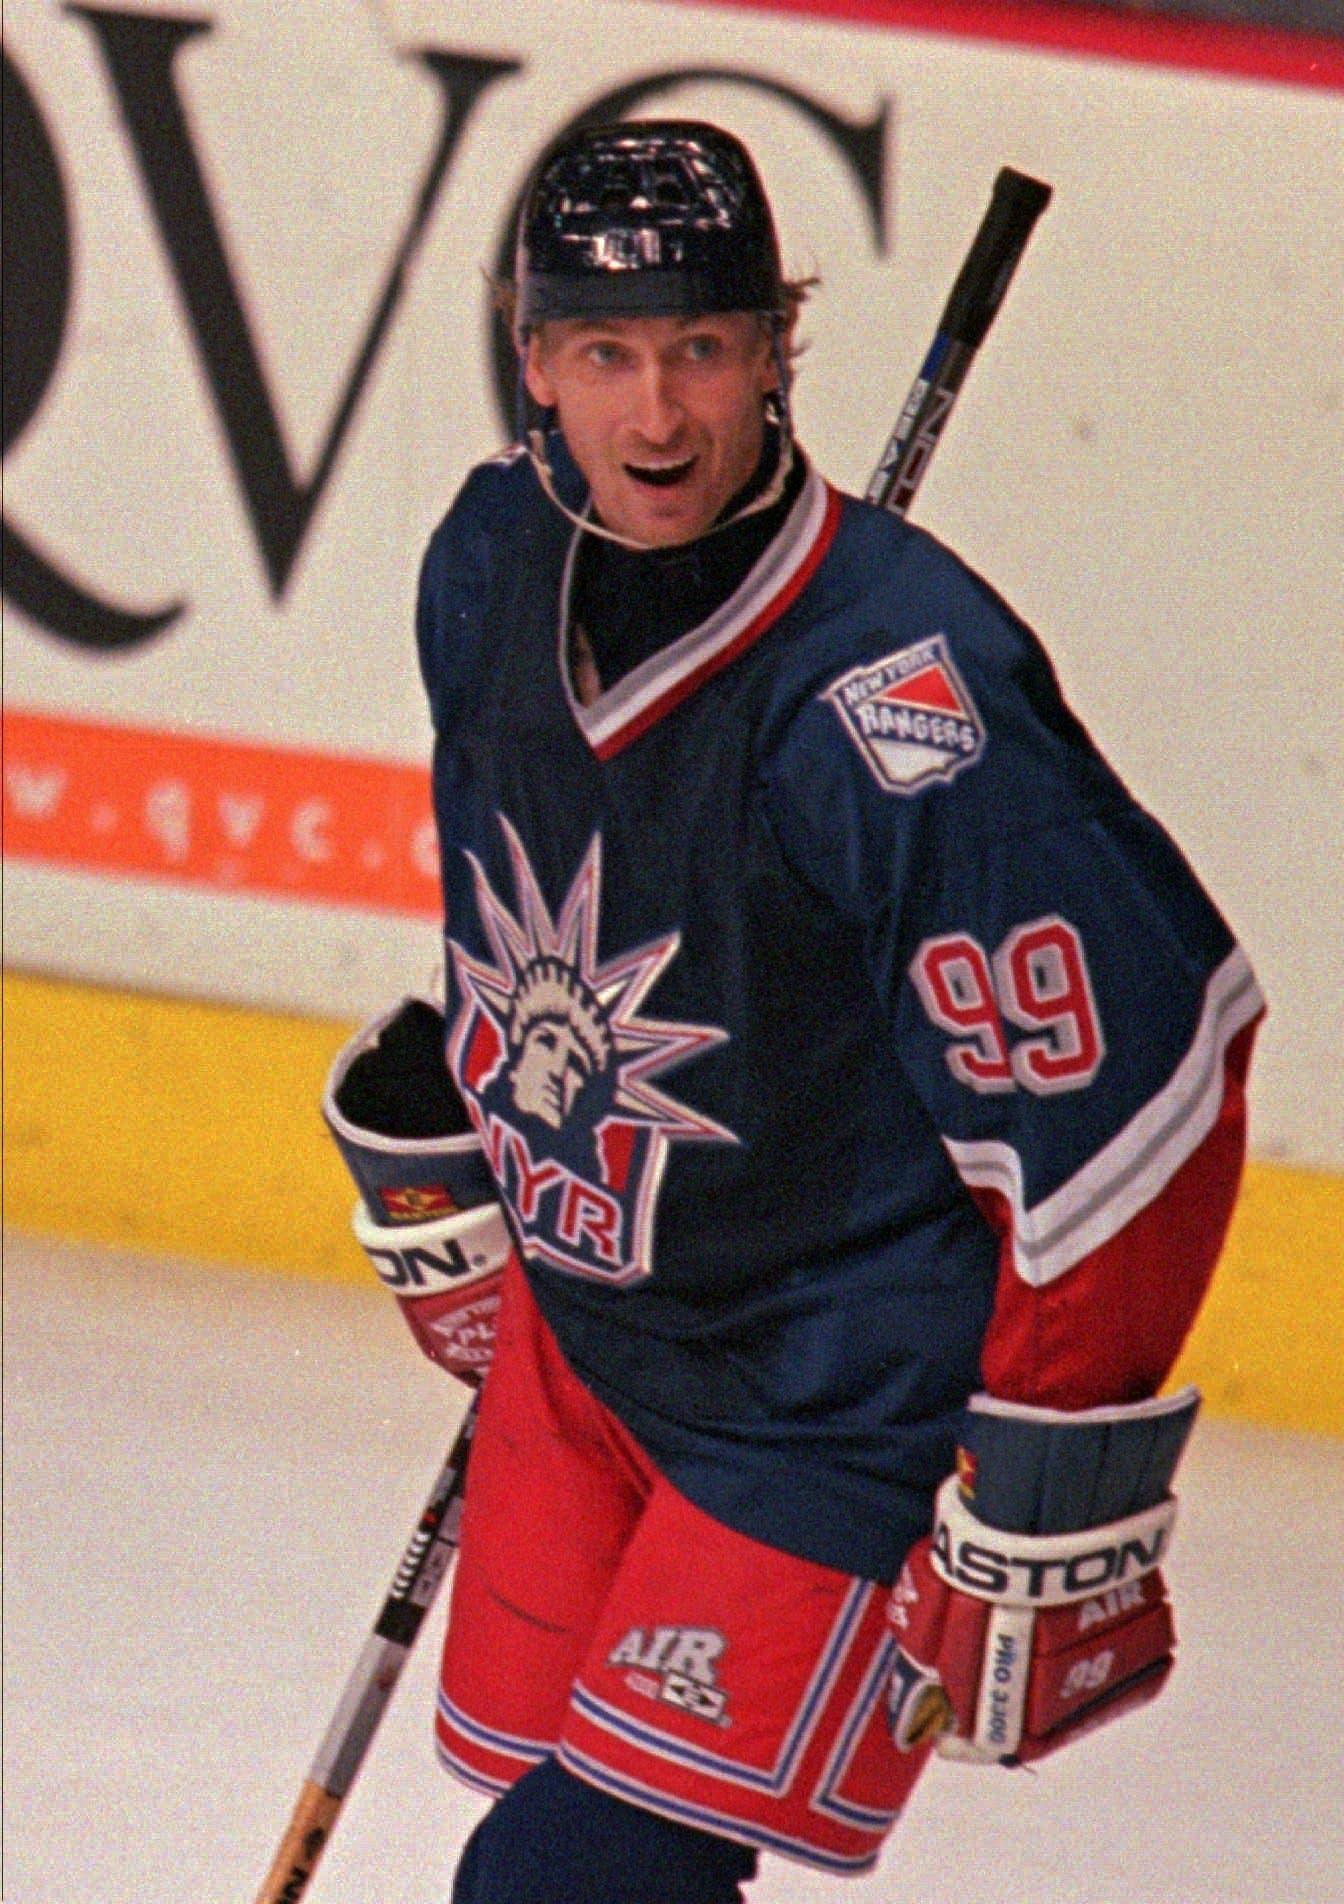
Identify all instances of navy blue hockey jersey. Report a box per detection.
[417,444,1262,1583]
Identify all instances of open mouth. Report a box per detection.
[625,456,696,489]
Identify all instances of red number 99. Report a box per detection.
[995,916,1105,1093]
[911,917,1104,1097]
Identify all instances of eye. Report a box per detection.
[683,332,722,364]
[584,338,627,369]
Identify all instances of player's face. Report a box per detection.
[524,312,780,547]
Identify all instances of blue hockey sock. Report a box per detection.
[451,1757,759,1903]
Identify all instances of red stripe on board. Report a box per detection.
[649,0,1344,91]
[2,707,441,919]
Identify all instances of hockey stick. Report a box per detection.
[250,162,1050,1904]
[867,166,1052,517]
[251,1391,479,1904]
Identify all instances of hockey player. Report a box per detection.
[325,122,1263,1901]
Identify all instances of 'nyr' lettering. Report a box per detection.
[446,816,736,1286]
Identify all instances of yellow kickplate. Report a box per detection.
[3,969,364,1282]
[4,970,1341,1432]
[1170,1156,1343,1437]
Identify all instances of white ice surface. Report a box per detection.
[4,1231,1342,1904]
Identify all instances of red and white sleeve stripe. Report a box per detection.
[950,947,1264,1409]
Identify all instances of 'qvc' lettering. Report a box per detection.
[3,12,891,653]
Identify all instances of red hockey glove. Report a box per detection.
[323,997,513,1387]
[888,1389,1199,1764]
[348,1194,507,1385]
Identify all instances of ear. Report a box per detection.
[523,333,556,409]
[759,313,796,395]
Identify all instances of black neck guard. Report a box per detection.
[572,429,807,695]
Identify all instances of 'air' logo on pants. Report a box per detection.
[607,1625,730,1725]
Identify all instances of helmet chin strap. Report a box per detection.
[520,326,796,553]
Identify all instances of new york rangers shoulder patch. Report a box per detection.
[823,634,986,794]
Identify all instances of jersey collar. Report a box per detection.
[559,462,841,761]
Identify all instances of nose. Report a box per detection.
[629,360,683,446]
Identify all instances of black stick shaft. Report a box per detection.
[252,1393,479,1904]
[866,167,1052,517]
[310,1396,477,1795]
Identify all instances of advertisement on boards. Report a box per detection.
[4,0,1341,1161]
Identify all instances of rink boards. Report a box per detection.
[5,969,1341,1438]
[3,0,1341,1436]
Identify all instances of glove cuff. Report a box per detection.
[323,996,498,1219]
[957,1386,1200,1535]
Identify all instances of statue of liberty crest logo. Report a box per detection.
[445,816,737,1286]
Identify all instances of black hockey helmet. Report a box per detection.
[513,119,787,336]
